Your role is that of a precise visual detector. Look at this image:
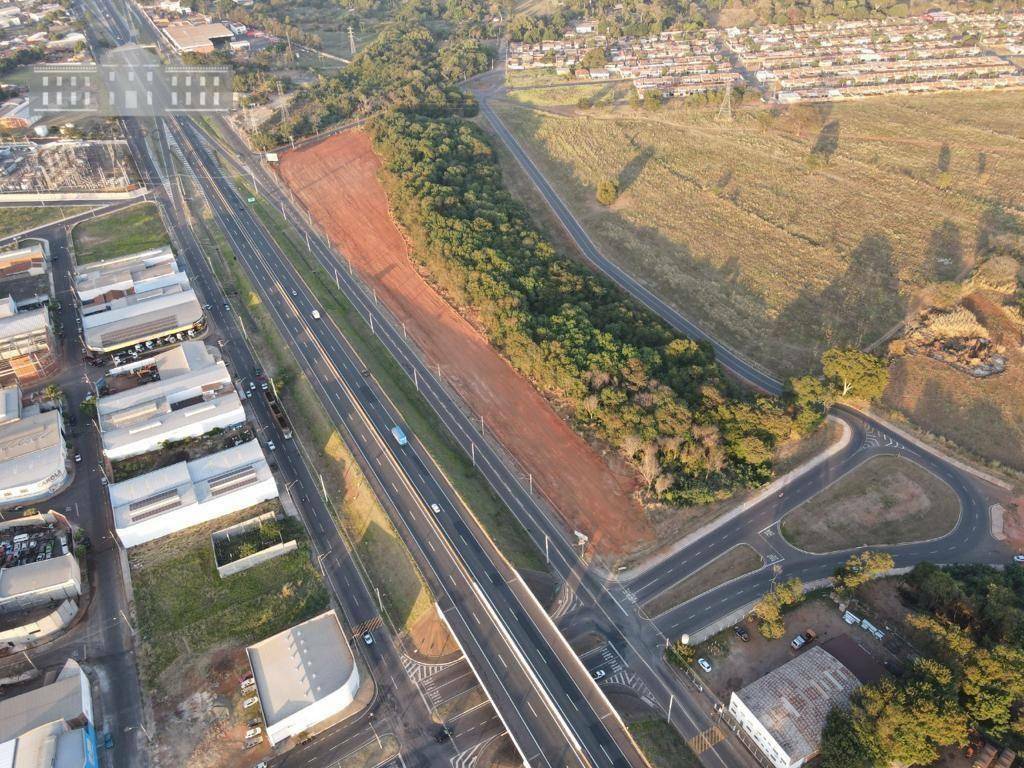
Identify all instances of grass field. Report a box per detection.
[0,205,94,239]
[493,90,1024,376]
[71,201,170,264]
[130,505,329,687]
[628,719,700,768]
[781,454,961,553]
[643,544,763,617]
[181,164,436,643]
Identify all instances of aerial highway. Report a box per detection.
[75,3,1017,766]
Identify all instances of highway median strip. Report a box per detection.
[225,165,546,574]
[641,544,764,619]
[177,160,435,644]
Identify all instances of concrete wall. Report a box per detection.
[212,511,295,577]
[0,189,148,203]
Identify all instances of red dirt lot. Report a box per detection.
[277,129,648,557]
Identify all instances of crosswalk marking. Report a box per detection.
[350,616,384,638]
[688,726,725,754]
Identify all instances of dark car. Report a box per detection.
[734,625,750,642]
[435,726,452,743]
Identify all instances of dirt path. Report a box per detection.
[276,129,648,558]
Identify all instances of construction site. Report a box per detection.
[0,140,141,195]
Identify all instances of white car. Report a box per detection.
[243,696,260,709]
[74,454,82,463]
[1014,554,1024,563]
[267,441,276,452]
[430,503,441,515]
[363,632,374,646]
[592,668,606,680]
[311,310,321,320]
[697,658,712,672]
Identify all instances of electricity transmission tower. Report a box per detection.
[716,82,733,121]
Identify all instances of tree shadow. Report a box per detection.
[976,204,1023,258]
[617,142,655,195]
[775,232,906,355]
[927,219,963,281]
[811,119,840,161]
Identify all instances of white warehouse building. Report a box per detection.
[247,611,361,746]
[0,386,67,506]
[108,440,279,548]
[97,342,244,460]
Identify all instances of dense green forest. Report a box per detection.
[820,563,1024,767]
[371,111,794,504]
[245,0,833,504]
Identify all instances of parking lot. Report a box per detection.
[692,595,902,701]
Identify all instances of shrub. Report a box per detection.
[595,178,618,205]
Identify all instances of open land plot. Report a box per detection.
[128,502,329,687]
[0,205,95,239]
[627,719,700,768]
[276,129,650,558]
[71,201,170,264]
[883,284,1024,473]
[491,90,1024,376]
[643,544,763,618]
[780,454,961,553]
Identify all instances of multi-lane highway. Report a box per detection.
[65,4,1018,767]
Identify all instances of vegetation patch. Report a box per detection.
[0,206,94,239]
[781,455,960,553]
[71,201,170,264]
[643,544,763,618]
[110,425,254,482]
[627,719,700,768]
[129,504,329,688]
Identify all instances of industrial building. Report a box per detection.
[728,644,865,768]
[108,439,279,548]
[163,21,233,53]
[0,296,58,387]
[246,611,361,746]
[0,386,67,506]
[0,658,99,768]
[96,341,244,460]
[73,246,205,355]
[0,511,79,615]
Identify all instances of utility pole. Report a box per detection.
[347,25,356,56]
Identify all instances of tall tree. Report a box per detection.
[822,348,888,401]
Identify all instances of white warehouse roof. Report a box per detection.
[98,342,243,459]
[109,440,279,548]
[247,611,360,746]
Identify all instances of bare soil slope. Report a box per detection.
[277,130,648,557]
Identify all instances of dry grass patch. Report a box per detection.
[643,544,763,618]
[493,90,1024,376]
[781,455,960,553]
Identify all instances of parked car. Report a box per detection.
[791,629,817,651]
[362,632,374,646]
[245,727,262,740]
[733,625,750,642]
[592,668,606,680]
[243,696,260,709]
[697,658,712,673]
